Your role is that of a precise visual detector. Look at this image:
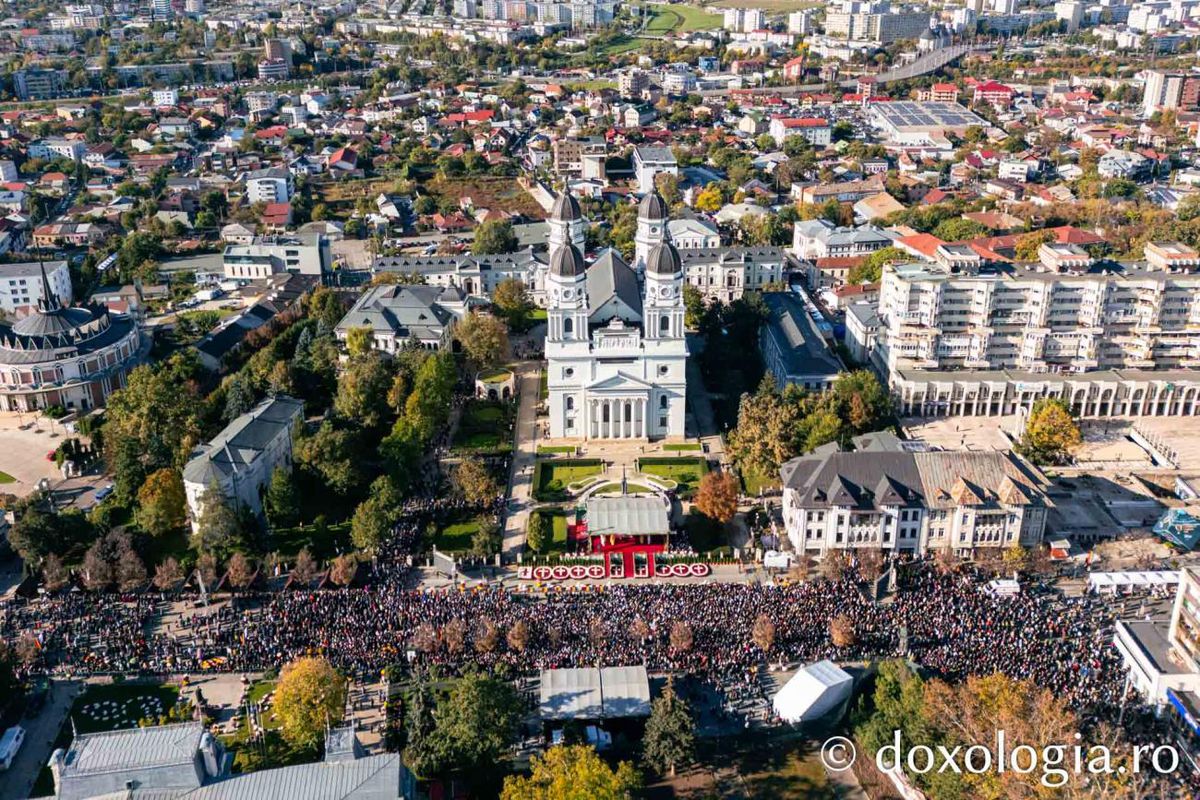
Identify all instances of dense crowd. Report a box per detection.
[1,565,1129,721]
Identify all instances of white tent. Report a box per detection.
[772,660,853,724]
[1087,571,1181,595]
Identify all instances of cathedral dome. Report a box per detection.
[646,242,681,275]
[549,244,587,277]
[549,192,582,222]
[638,191,668,221]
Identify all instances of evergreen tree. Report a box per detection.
[643,680,695,777]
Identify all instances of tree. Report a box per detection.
[455,311,509,368]
[264,467,299,529]
[326,552,357,587]
[81,543,113,591]
[153,556,183,590]
[669,621,693,653]
[345,326,374,358]
[136,468,187,537]
[751,614,775,654]
[932,217,988,242]
[116,549,146,591]
[471,219,518,255]
[507,619,530,652]
[1002,543,1028,573]
[273,656,348,747]
[196,552,219,588]
[492,278,532,328]
[829,614,857,648]
[847,245,907,285]
[334,353,394,431]
[1017,398,1081,466]
[1013,229,1055,262]
[454,458,499,505]
[474,618,500,653]
[822,550,848,582]
[42,553,68,591]
[526,511,548,553]
[694,472,739,524]
[224,374,257,421]
[226,552,254,590]
[643,682,695,778]
[682,284,705,329]
[694,184,724,212]
[421,673,523,775]
[291,548,318,585]
[471,520,502,559]
[503,745,639,800]
[192,482,240,556]
[295,422,365,495]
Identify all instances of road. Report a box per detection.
[1,680,82,800]
[501,359,542,560]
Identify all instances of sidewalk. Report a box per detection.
[501,360,541,559]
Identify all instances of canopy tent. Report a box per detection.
[538,666,651,721]
[1153,507,1200,551]
[1087,571,1181,594]
[772,660,853,724]
[584,497,670,538]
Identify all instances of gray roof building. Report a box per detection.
[334,284,465,350]
[182,395,304,488]
[759,292,844,392]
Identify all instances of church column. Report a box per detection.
[605,399,612,438]
[624,399,632,438]
[638,397,646,438]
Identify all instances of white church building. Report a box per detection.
[544,191,688,440]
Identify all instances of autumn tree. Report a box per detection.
[1017,397,1081,466]
[694,472,739,524]
[153,556,183,590]
[42,553,68,591]
[669,621,693,653]
[642,681,695,778]
[116,549,146,591]
[330,554,357,586]
[291,547,317,585]
[334,352,395,432]
[455,311,509,368]
[136,468,187,537]
[196,552,219,588]
[226,552,254,590]
[829,614,857,648]
[506,619,530,652]
[822,550,848,582]
[81,544,112,591]
[345,325,374,358]
[751,614,776,655]
[443,618,467,654]
[192,483,239,556]
[274,656,348,747]
[501,745,639,800]
[453,457,499,505]
[473,618,499,653]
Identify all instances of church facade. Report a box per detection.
[545,191,688,440]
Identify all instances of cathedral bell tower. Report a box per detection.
[546,244,589,343]
[643,241,684,341]
[548,192,586,253]
[634,190,669,275]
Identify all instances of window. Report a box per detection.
[658,365,669,376]
[565,396,574,411]
[564,367,574,378]
[659,395,668,409]
[659,416,667,428]
[566,418,574,429]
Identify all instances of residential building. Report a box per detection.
[678,246,787,302]
[618,68,649,98]
[14,68,67,101]
[769,116,832,146]
[0,260,70,313]
[780,438,1050,557]
[874,243,1200,418]
[792,219,892,261]
[27,138,86,163]
[1114,567,1200,714]
[633,145,678,192]
[183,396,304,528]
[244,167,295,204]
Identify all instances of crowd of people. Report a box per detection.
[2,563,1129,723]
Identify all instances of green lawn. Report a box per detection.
[537,445,577,455]
[0,471,15,483]
[594,483,653,494]
[477,367,513,382]
[452,399,512,453]
[538,370,548,403]
[529,308,548,321]
[271,520,352,560]
[740,465,780,497]
[638,457,709,496]
[72,683,181,734]
[433,517,485,553]
[644,3,722,32]
[535,460,604,500]
[534,509,571,554]
[663,443,703,452]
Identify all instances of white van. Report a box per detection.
[0,725,25,770]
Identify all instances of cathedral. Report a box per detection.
[544,191,688,440]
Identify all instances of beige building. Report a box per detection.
[875,242,1200,417]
